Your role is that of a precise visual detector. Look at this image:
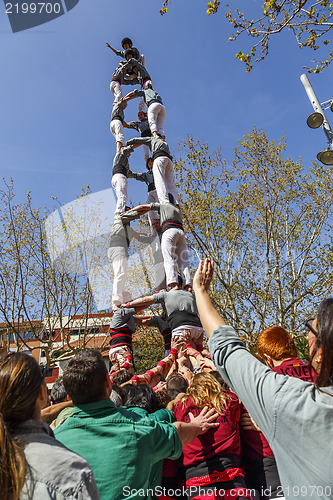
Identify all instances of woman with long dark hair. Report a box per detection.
[0,352,99,500]
[174,372,251,499]
[193,258,333,500]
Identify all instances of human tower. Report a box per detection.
[106,37,203,366]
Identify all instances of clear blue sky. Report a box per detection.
[1,0,332,210]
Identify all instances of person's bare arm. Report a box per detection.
[122,294,154,309]
[41,400,73,423]
[124,91,138,102]
[130,204,152,216]
[173,407,219,446]
[193,259,226,338]
[106,43,118,55]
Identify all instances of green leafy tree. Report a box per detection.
[174,130,333,355]
[160,1,333,73]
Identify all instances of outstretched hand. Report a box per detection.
[170,336,185,352]
[193,258,214,293]
[189,406,219,435]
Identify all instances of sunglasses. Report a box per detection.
[304,318,318,337]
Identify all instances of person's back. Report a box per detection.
[153,289,201,332]
[55,350,182,500]
[173,373,244,499]
[19,420,99,500]
[153,202,182,227]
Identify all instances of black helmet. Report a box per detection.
[124,48,135,60]
[121,37,133,48]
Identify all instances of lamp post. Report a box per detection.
[300,74,333,166]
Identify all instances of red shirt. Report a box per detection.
[272,357,312,381]
[174,392,241,467]
[240,404,274,462]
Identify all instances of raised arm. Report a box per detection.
[106,43,120,56]
[194,258,285,442]
[193,258,226,337]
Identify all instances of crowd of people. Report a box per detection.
[1,259,332,499]
[0,37,332,500]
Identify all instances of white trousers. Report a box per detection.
[142,144,150,163]
[109,346,127,363]
[161,227,192,286]
[150,229,166,290]
[110,120,125,145]
[110,80,122,102]
[147,189,159,226]
[107,246,128,307]
[138,80,153,113]
[148,102,166,136]
[111,173,127,214]
[172,325,203,341]
[153,157,179,205]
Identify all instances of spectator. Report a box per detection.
[0,352,99,500]
[193,258,333,499]
[174,372,247,500]
[50,377,74,427]
[166,375,188,401]
[50,377,68,405]
[55,350,219,500]
[256,326,312,381]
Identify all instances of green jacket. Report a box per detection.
[55,400,182,500]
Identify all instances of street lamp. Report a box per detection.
[301,74,333,166]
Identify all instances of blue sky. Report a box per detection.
[1,0,333,211]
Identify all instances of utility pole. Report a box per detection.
[300,73,333,165]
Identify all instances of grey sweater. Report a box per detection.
[111,64,137,86]
[115,47,140,61]
[109,218,151,255]
[129,170,155,192]
[111,99,126,123]
[150,203,182,226]
[121,59,151,85]
[208,325,333,499]
[132,88,163,107]
[153,290,199,316]
[110,307,136,332]
[112,147,132,177]
[126,136,172,161]
[128,118,151,137]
